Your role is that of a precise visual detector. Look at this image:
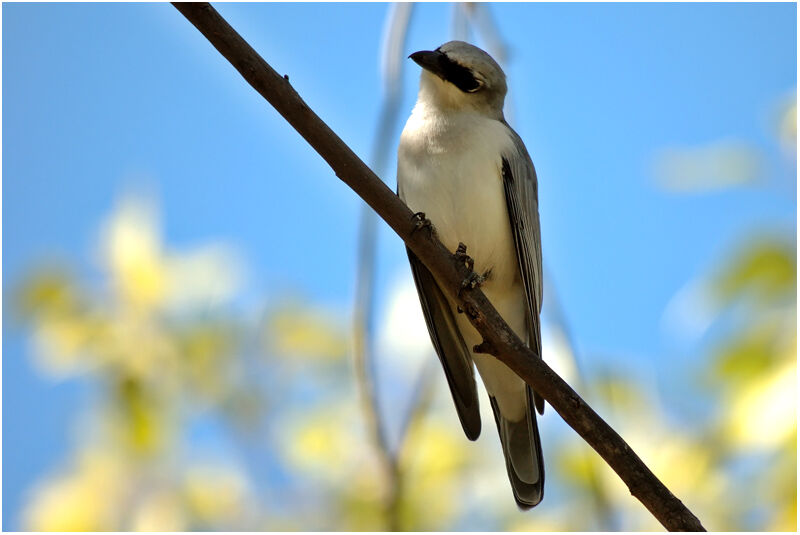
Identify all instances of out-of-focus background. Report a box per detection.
[3,2,796,531]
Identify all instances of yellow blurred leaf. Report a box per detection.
[724,357,796,450]
[554,443,597,489]
[101,195,167,309]
[266,303,348,361]
[777,95,796,154]
[30,317,97,378]
[132,489,187,531]
[403,417,469,478]
[769,498,797,532]
[183,465,248,526]
[396,414,472,529]
[761,442,797,531]
[653,139,761,193]
[22,449,127,531]
[283,404,371,482]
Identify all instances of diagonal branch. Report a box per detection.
[171,3,706,531]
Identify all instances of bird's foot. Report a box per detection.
[410,212,434,236]
[460,271,485,293]
[454,242,474,271]
[455,243,485,298]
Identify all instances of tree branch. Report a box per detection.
[171,3,706,531]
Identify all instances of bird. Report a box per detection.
[397,40,545,508]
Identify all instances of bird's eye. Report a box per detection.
[466,78,485,93]
[436,53,485,93]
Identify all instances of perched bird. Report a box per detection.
[397,41,545,508]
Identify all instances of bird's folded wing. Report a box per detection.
[406,248,482,440]
[500,124,545,414]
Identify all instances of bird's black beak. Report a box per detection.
[409,49,481,93]
[409,50,446,77]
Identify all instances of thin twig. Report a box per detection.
[466,3,510,66]
[464,3,517,147]
[171,4,706,530]
[451,3,471,42]
[351,3,414,531]
[395,359,438,448]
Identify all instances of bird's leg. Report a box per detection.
[454,242,474,271]
[455,242,485,298]
[461,271,485,293]
[410,212,434,236]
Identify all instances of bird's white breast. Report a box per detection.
[398,103,530,419]
[398,105,519,291]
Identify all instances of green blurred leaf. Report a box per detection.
[712,238,796,307]
[708,320,786,384]
[114,376,166,455]
[15,268,80,320]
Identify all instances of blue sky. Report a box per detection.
[3,2,796,528]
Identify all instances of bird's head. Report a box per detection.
[410,41,507,118]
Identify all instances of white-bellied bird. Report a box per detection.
[397,41,545,508]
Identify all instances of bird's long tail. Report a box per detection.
[489,385,544,509]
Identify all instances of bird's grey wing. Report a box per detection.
[406,248,482,440]
[501,124,545,414]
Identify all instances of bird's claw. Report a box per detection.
[455,243,484,297]
[454,242,474,271]
[411,212,434,235]
[461,271,485,291]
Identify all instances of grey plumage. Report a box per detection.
[501,133,546,415]
[406,250,482,439]
[397,41,545,508]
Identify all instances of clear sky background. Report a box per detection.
[3,2,796,529]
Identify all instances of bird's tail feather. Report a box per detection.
[490,385,544,509]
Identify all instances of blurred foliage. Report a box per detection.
[265,302,349,362]
[702,235,796,530]
[11,193,502,530]
[15,197,263,530]
[686,101,797,530]
[712,238,795,308]
[12,179,795,531]
[653,139,763,193]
